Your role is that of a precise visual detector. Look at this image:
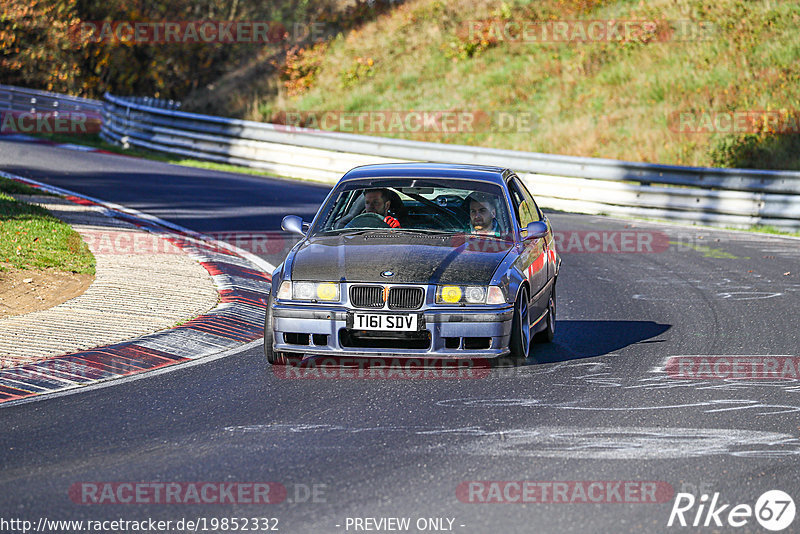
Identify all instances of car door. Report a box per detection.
[514,175,557,282]
[507,176,548,319]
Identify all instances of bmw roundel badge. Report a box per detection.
[381,270,394,278]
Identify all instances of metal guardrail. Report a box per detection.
[0,84,103,115]
[1,85,795,230]
[101,92,800,230]
[110,96,181,111]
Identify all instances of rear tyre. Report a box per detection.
[509,285,531,363]
[264,295,288,365]
[534,284,556,343]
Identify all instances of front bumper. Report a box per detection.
[271,302,514,358]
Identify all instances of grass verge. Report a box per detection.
[219,0,800,171]
[0,176,49,196]
[0,177,95,274]
[728,225,800,238]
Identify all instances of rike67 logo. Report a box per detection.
[667,490,795,531]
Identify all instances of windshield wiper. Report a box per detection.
[390,228,458,235]
[320,228,384,236]
[321,228,458,236]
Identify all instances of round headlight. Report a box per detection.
[316,282,338,301]
[441,286,462,304]
[294,282,315,300]
[465,286,487,303]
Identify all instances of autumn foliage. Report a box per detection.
[1,0,400,100]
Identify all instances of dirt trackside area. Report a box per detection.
[0,266,94,319]
[0,177,96,319]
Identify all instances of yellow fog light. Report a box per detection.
[316,282,339,301]
[440,286,462,304]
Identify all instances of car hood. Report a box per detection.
[290,233,514,285]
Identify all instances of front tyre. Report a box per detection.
[509,285,531,362]
[264,294,288,365]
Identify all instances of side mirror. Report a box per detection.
[281,215,306,236]
[524,221,548,240]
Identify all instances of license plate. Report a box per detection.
[352,313,418,331]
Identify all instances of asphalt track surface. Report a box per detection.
[1,138,800,533]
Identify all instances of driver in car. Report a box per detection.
[467,192,500,236]
[364,188,401,228]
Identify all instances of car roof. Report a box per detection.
[339,163,509,185]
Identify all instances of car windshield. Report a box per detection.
[311,178,512,237]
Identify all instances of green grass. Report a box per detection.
[728,225,800,238]
[0,182,95,274]
[37,0,800,177]
[0,176,48,196]
[189,0,800,171]
[668,240,745,259]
